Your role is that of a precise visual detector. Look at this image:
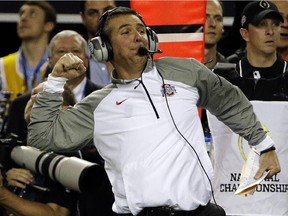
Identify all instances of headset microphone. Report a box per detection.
[138,47,163,56]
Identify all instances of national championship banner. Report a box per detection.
[130,0,206,63]
[207,101,288,215]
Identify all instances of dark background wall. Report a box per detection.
[0,1,249,58]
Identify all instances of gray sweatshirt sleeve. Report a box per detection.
[194,60,271,148]
[27,91,96,152]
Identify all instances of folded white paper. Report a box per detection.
[235,148,270,195]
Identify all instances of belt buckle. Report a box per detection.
[155,206,175,216]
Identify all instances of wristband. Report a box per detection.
[260,146,276,155]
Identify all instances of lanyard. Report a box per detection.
[20,50,47,92]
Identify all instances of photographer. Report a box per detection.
[0,167,78,216]
[0,84,79,216]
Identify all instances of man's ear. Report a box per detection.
[48,58,53,70]
[44,21,55,33]
[80,11,85,23]
[239,28,249,42]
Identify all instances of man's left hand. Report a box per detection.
[254,150,281,179]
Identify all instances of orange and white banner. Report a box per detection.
[130,0,206,63]
[207,101,288,215]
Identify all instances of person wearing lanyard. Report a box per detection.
[21,48,49,93]
[0,1,57,100]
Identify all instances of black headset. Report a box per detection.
[89,7,159,62]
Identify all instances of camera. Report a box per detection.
[0,136,23,171]
[10,146,105,193]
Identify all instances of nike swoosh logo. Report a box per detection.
[116,98,128,105]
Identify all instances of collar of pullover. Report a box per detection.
[111,59,154,85]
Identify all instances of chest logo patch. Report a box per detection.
[161,84,177,97]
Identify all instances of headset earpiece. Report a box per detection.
[89,36,109,62]
[146,27,159,53]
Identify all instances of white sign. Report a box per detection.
[207,101,288,216]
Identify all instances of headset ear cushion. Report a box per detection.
[146,27,159,52]
[89,36,109,62]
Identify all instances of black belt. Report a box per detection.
[120,205,206,216]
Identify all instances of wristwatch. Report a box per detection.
[260,146,276,155]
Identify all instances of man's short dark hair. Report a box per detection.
[79,0,85,13]
[99,7,145,40]
[79,0,118,13]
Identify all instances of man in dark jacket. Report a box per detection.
[215,0,288,101]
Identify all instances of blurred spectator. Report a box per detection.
[218,1,250,58]
[80,0,116,87]
[80,0,115,41]
[0,1,57,99]
[202,0,228,138]
[273,0,288,61]
[204,0,228,70]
